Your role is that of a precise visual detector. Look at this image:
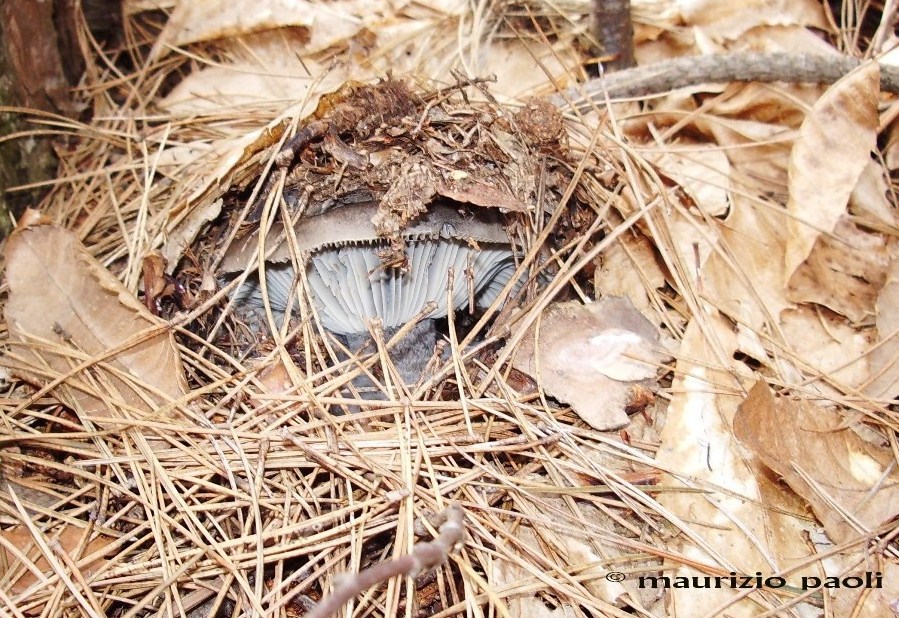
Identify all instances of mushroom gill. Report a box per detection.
[224,201,517,392]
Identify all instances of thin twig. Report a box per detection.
[305,504,465,618]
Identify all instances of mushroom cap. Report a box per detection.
[234,237,516,334]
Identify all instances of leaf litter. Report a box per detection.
[1,1,899,617]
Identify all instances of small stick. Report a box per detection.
[305,504,465,618]
[593,0,635,72]
[557,52,899,110]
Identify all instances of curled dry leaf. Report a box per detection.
[160,117,296,270]
[784,61,879,278]
[509,297,671,431]
[4,211,187,424]
[734,380,899,545]
[159,64,348,270]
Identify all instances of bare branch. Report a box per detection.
[306,504,466,618]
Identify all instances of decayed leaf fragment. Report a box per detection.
[510,297,671,431]
[734,380,899,545]
[4,211,187,424]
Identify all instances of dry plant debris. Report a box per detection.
[509,297,673,431]
[2,0,899,617]
[4,210,187,425]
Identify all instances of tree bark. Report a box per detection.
[0,0,117,236]
[593,0,635,73]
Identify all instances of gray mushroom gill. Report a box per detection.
[222,200,517,399]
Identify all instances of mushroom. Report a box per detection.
[222,200,517,396]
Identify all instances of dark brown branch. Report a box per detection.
[305,504,465,618]
[593,0,635,72]
[558,52,899,110]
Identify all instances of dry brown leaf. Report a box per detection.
[641,145,730,216]
[864,255,899,399]
[160,36,339,114]
[682,79,830,195]
[151,0,385,59]
[701,192,792,329]
[778,306,872,393]
[510,297,671,431]
[0,523,117,596]
[656,312,819,616]
[850,160,897,228]
[678,0,828,42]
[692,112,796,193]
[784,61,879,277]
[5,212,187,423]
[734,380,899,545]
[786,218,893,323]
[705,79,822,129]
[595,231,667,325]
[473,40,580,98]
